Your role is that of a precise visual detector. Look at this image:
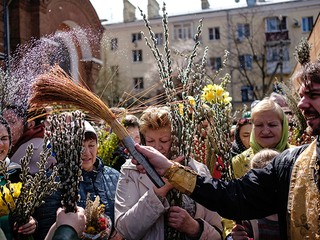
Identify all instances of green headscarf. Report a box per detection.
[250,110,289,154]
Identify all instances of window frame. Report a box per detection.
[266,46,289,63]
[209,57,222,71]
[132,32,142,42]
[302,16,313,32]
[110,38,118,51]
[265,16,287,33]
[133,77,144,90]
[132,50,143,62]
[239,54,253,70]
[237,23,250,39]
[208,27,220,40]
[155,33,163,45]
[173,23,193,40]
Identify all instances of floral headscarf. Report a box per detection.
[250,110,289,154]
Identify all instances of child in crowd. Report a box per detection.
[230,148,280,240]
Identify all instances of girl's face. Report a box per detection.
[0,124,10,161]
[239,123,252,149]
[253,110,283,148]
[143,126,172,159]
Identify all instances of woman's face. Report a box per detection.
[3,109,24,146]
[127,126,141,144]
[81,139,97,171]
[0,124,10,161]
[239,123,252,149]
[253,110,283,148]
[143,126,172,158]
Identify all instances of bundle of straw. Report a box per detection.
[29,66,164,188]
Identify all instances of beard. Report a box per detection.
[306,125,320,136]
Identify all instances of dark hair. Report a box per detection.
[27,107,47,126]
[3,104,27,120]
[123,114,139,128]
[0,115,12,148]
[84,132,97,142]
[3,104,46,126]
[292,60,320,89]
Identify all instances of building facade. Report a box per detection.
[101,0,319,109]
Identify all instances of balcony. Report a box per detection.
[266,61,291,75]
[265,30,289,43]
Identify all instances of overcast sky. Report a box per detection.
[90,0,248,23]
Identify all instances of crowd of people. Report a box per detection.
[132,59,320,240]
[0,59,319,240]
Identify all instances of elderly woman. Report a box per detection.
[115,106,223,240]
[232,98,290,178]
[34,121,121,240]
[0,116,37,239]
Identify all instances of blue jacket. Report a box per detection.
[34,157,119,240]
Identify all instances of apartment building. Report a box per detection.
[100,0,319,108]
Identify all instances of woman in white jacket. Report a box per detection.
[115,106,223,240]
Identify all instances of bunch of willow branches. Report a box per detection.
[46,110,85,213]
[139,3,208,164]
[0,139,59,239]
[140,4,206,239]
[276,38,314,145]
[139,3,235,239]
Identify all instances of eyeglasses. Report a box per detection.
[237,118,251,126]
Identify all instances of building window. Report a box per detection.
[266,16,287,32]
[133,77,144,90]
[241,85,254,102]
[155,33,163,45]
[173,23,193,40]
[239,54,253,70]
[208,27,220,40]
[209,57,222,71]
[132,32,142,42]
[110,65,119,76]
[132,50,143,62]
[237,23,250,40]
[266,46,289,62]
[302,16,313,32]
[111,38,118,51]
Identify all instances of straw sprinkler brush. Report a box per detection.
[28,66,164,188]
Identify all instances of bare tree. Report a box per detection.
[213,8,291,101]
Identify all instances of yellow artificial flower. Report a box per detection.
[179,103,184,115]
[222,91,232,105]
[187,96,195,106]
[215,85,224,98]
[0,182,22,217]
[86,226,96,234]
[10,182,22,198]
[202,84,232,105]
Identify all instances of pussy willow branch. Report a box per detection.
[46,111,85,213]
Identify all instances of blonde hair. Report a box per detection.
[251,98,284,122]
[250,149,279,169]
[139,106,171,135]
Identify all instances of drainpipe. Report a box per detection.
[226,10,234,103]
[3,0,11,71]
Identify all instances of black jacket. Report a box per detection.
[34,157,119,240]
[52,225,78,240]
[190,144,308,240]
